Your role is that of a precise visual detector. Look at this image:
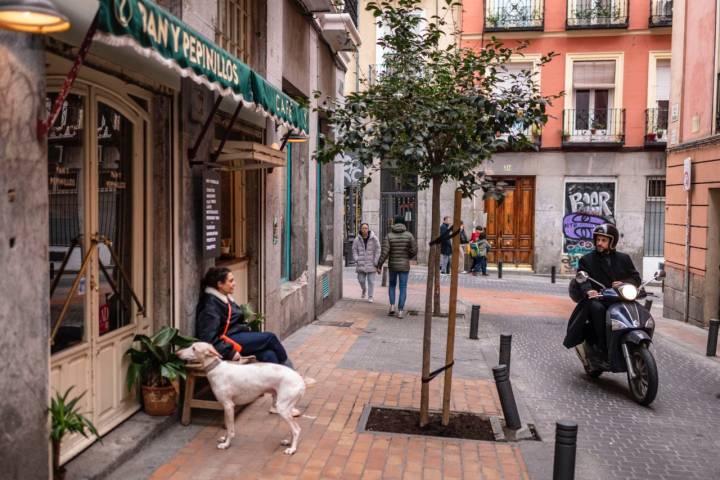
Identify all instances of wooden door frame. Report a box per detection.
[484,176,535,267]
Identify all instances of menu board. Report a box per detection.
[202,170,221,258]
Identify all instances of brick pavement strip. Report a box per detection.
[146,294,529,480]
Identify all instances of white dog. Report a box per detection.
[177,342,307,454]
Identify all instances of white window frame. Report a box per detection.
[565,53,624,140]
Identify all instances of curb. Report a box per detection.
[64,410,178,480]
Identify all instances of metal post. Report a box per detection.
[644,299,653,311]
[551,266,556,284]
[491,365,521,430]
[469,305,480,340]
[553,421,578,480]
[707,318,720,357]
[498,261,503,279]
[499,334,512,376]
[381,266,388,287]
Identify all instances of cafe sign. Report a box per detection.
[95,0,308,134]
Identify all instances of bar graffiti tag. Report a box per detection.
[561,181,616,272]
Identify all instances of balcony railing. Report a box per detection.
[645,108,668,146]
[484,0,544,32]
[566,0,628,29]
[562,108,625,146]
[649,0,672,27]
[344,0,358,27]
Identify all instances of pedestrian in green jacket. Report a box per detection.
[376,216,418,319]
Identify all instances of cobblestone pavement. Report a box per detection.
[406,273,720,480]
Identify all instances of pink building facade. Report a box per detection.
[460,0,672,278]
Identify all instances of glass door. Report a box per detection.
[49,83,149,464]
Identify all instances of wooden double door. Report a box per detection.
[485,177,535,267]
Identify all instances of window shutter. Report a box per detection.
[655,59,671,101]
[573,60,616,89]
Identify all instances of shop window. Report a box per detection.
[218,170,247,261]
[217,0,252,63]
[48,93,86,353]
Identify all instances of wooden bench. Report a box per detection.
[180,357,256,426]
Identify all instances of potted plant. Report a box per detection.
[125,326,195,416]
[646,132,657,142]
[242,304,265,332]
[50,387,99,480]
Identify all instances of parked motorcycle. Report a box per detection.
[573,270,665,406]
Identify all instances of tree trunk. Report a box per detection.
[420,175,443,427]
[433,256,441,315]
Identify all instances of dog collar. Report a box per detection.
[205,358,222,372]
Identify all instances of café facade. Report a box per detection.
[0,0,358,475]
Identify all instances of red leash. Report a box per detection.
[220,302,243,354]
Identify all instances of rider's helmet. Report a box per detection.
[593,223,619,250]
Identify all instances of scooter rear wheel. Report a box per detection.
[626,344,658,406]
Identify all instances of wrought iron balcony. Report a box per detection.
[645,108,668,147]
[344,0,358,27]
[562,108,625,146]
[566,0,628,29]
[649,0,672,27]
[484,0,544,32]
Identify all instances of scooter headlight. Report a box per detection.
[618,284,638,301]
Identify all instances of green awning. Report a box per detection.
[95,0,308,134]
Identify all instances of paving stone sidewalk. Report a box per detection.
[143,282,529,480]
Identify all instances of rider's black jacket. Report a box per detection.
[569,250,642,302]
[564,250,642,348]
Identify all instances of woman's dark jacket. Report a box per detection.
[563,250,642,348]
[196,289,250,360]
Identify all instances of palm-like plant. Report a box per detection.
[50,387,99,480]
[125,326,195,391]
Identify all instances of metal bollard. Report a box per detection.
[707,318,720,357]
[498,261,503,279]
[381,266,388,287]
[499,334,512,376]
[551,266,556,284]
[491,365,521,430]
[644,299,653,311]
[469,305,480,340]
[553,421,578,480]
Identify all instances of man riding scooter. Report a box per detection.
[565,223,642,360]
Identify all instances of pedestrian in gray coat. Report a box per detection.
[352,223,381,301]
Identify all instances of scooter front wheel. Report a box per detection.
[626,344,658,406]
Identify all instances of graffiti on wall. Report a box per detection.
[560,182,616,273]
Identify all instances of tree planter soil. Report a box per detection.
[364,407,495,441]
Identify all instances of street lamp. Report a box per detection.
[0,0,70,34]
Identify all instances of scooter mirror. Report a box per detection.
[654,270,666,280]
[575,271,589,283]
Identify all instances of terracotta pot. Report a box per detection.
[141,384,177,416]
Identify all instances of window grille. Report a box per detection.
[644,176,665,257]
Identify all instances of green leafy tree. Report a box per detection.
[316,0,559,425]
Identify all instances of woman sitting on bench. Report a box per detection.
[196,267,293,367]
